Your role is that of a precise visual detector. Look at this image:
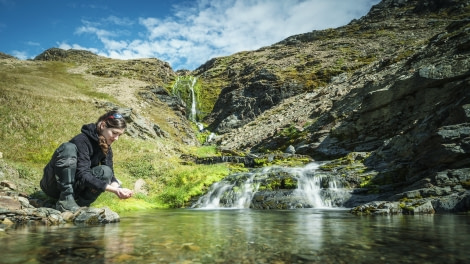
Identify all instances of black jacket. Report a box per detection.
[70,123,118,192]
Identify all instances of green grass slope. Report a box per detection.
[0,58,230,212]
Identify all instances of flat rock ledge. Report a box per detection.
[0,185,119,230]
[350,192,470,215]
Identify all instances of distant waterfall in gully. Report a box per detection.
[189,76,197,122]
[172,76,198,122]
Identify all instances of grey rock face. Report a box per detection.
[197,0,470,214]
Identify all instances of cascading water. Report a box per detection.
[189,76,197,122]
[192,171,260,209]
[192,162,351,209]
[171,76,198,122]
[292,162,347,208]
[291,163,325,208]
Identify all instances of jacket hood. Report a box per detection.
[81,123,99,142]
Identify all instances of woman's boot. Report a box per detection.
[56,167,80,212]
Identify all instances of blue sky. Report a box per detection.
[0,0,380,70]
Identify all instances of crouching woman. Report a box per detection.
[40,110,134,212]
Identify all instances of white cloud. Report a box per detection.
[11,50,27,59]
[26,41,40,46]
[104,15,134,27]
[75,25,116,39]
[101,38,129,51]
[71,0,379,70]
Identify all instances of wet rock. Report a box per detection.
[191,152,312,168]
[350,201,402,215]
[0,180,16,190]
[285,145,295,154]
[0,183,120,227]
[351,191,470,215]
[194,155,256,167]
[0,195,21,210]
[73,207,120,224]
[404,201,436,214]
[432,192,470,213]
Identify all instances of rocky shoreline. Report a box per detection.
[2,164,469,230]
[0,180,120,230]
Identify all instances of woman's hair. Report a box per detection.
[96,110,127,155]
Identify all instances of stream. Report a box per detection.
[1,208,469,263]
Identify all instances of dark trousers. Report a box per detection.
[40,142,113,206]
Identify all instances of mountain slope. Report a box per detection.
[195,0,468,134]
[192,0,470,212]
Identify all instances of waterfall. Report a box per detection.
[192,171,260,209]
[189,76,197,122]
[292,163,345,208]
[192,162,351,209]
[171,77,179,94]
[171,76,198,122]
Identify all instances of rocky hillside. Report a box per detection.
[35,48,175,86]
[32,48,198,146]
[209,0,469,151]
[192,0,470,213]
[196,0,468,135]
[0,52,17,60]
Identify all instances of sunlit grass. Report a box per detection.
[188,145,219,157]
[92,192,161,212]
[0,59,231,211]
[104,138,229,211]
[154,163,229,208]
[0,62,103,167]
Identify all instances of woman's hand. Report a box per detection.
[115,187,133,199]
[106,184,134,199]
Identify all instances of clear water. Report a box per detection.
[1,209,469,263]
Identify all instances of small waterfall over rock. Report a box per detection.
[293,163,347,208]
[194,172,260,209]
[191,162,352,209]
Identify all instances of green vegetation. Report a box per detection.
[94,142,229,209]
[253,154,311,168]
[0,60,230,213]
[86,58,174,87]
[258,177,297,191]
[96,140,229,210]
[278,124,308,149]
[190,145,219,157]
[0,61,108,167]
